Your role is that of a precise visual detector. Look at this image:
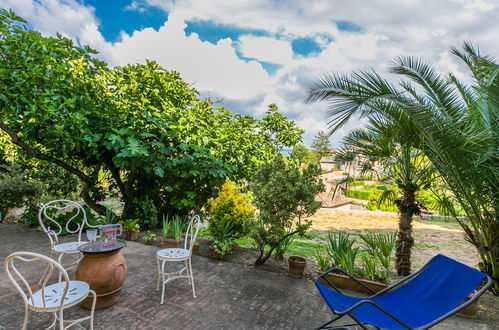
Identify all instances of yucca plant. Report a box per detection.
[359,231,397,281]
[307,42,498,292]
[325,231,360,276]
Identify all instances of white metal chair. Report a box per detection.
[3,251,96,330]
[38,200,97,276]
[156,214,201,303]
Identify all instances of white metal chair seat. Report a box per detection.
[156,248,190,260]
[53,241,88,253]
[29,281,90,312]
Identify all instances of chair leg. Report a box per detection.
[160,260,166,305]
[188,258,196,298]
[21,304,29,330]
[89,290,97,330]
[156,258,161,290]
[185,260,191,284]
[58,309,64,330]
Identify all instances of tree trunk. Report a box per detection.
[396,189,416,276]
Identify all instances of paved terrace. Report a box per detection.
[0,223,493,330]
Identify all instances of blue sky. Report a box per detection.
[1,0,498,146]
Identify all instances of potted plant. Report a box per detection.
[122,219,140,241]
[143,231,156,245]
[209,220,235,260]
[159,215,185,248]
[192,241,200,255]
[288,255,307,278]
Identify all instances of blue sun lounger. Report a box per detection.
[315,254,492,329]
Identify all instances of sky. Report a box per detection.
[1,0,498,147]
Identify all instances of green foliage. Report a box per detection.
[345,189,372,200]
[289,143,318,165]
[358,232,397,282]
[143,231,156,241]
[209,219,237,258]
[274,233,296,260]
[206,179,254,238]
[121,219,140,233]
[161,214,189,239]
[0,164,43,216]
[127,197,158,230]
[311,131,331,159]
[249,156,325,265]
[324,231,360,275]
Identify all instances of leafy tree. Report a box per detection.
[311,130,331,160]
[337,120,436,275]
[249,156,324,265]
[306,42,499,292]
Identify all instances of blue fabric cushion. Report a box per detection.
[315,254,487,329]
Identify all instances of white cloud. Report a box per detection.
[238,36,293,64]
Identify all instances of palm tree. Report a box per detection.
[337,119,435,275]
[306,42,498,292]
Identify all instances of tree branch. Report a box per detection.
[0,121,94,184]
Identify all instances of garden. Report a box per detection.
[0,8,498,330]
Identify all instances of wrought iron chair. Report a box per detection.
[38,200,97,276]
[156,214,201,303]
[315,254,492,330]
[3,251,96,330]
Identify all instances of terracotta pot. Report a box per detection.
[288,256,307,278]
[211,248,222,260]
[317,271,388,295]
[160,237,184,249]
[76,249,127,309]
[124,230,139,241]
[192,244,199,255]
[145,239,155,245]
[457,291,478,317]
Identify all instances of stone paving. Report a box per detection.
[0,223,495,330]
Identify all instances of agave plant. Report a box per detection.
[307,42,498,292]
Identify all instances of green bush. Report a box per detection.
[127,197,158,229]
[345,189,372,200]
[348,181,365,186]
[0,164,43,218]
[206,179,254,238]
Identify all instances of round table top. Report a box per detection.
[78,240,126,254]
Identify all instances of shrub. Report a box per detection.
[249,156,324,265]
[127,197,158,229]
[345,189,372,200]
[0,164,43,219]
[206,179,253,238]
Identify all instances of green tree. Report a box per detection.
[337,120,436,275]
[249,156,324,265]
[311,130,331,160]
[306,42,499,292]
[290,143,318,165]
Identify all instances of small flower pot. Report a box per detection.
[457,291,479,317]
[144,239,155,245]
[192,244,200,255]
[124,230,139,241]
[160,237,184,249]
[210,248,222,260]
[288,256,307,278]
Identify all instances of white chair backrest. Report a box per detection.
[38,200,89,246]
[184,215,201,252]
[3,252,70,311]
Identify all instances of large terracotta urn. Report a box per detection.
[76,241,128,309]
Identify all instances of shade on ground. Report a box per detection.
[0,223,492,329]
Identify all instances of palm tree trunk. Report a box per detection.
[396,189,416,276]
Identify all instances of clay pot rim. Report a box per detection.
[288,255,307,263]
